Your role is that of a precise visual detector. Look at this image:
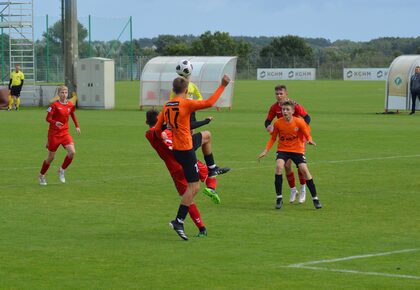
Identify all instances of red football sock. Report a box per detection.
[61,155,73,170]
[188,202,205,229]
[298,169,306,185]
[205,177,217,190]
[40,160,51,175]
[286,172,296,188]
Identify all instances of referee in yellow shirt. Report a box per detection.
[8,64,25,111]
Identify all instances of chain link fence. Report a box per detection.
[22,55,391,83]
[1,14,394,83]
[0,53,393,84]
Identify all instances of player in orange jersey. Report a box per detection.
[146,109,221,237]
[38,85,80,185]
[155,75,231,240]
[264,85,311,204]
[258,99,322,210]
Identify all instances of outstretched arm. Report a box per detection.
[188,75,230,111]
[190,117,212,129]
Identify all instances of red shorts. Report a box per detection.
[172,160,208,195]
[47,134,73,152]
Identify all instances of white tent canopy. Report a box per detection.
[386,55,420,110]
[140,56,237,109]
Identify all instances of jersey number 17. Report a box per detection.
[165,107,179,129]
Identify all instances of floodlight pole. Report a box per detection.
[88,14,91,57]
[1,15,4,84]
[130,16,133,81]
[64,0,78,95]
[0,15,6,84]
[46,14,49,83]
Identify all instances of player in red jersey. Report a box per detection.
[38,85,80,185]
[264,85,311,204]
[145,109,219,237]
[259,99,322,210]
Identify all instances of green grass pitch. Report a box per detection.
[1,80,419,289]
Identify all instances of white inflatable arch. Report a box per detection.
[386,55,420,111]
[140,56,237,109]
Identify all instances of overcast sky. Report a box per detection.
[33,0,420,41]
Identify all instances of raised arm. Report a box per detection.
[188,75,230,111]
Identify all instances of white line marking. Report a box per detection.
[313,154,420,164]
[288,248,419,267]
[2,154,420,172]
[284,248,420,280]
[282,266,420,280]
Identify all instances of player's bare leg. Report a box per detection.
[297,163,322,209]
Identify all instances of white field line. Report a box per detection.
[2,153,420,172]
[288,248,419,267]
[284,266,420,280]
[284,248,420,280]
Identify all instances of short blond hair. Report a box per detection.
[57,85,68,93]
[281,99,295,109]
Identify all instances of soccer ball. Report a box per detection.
[176,59,193,77]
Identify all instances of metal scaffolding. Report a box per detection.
[0,1,34,91]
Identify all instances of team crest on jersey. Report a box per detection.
[47,107,52,112]
[294,127,299,131]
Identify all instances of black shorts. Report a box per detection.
[11,86,22,97]
[192,132,202,151]
[276,151,307,166]
[173,149,199,182]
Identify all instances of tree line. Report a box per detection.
[2,19,420,80]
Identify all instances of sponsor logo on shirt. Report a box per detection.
[280,135,298,142]
[166,101,180,107]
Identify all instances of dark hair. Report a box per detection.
[172,77,189,95]
[275,84,287,91]
[146,109,159,126]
